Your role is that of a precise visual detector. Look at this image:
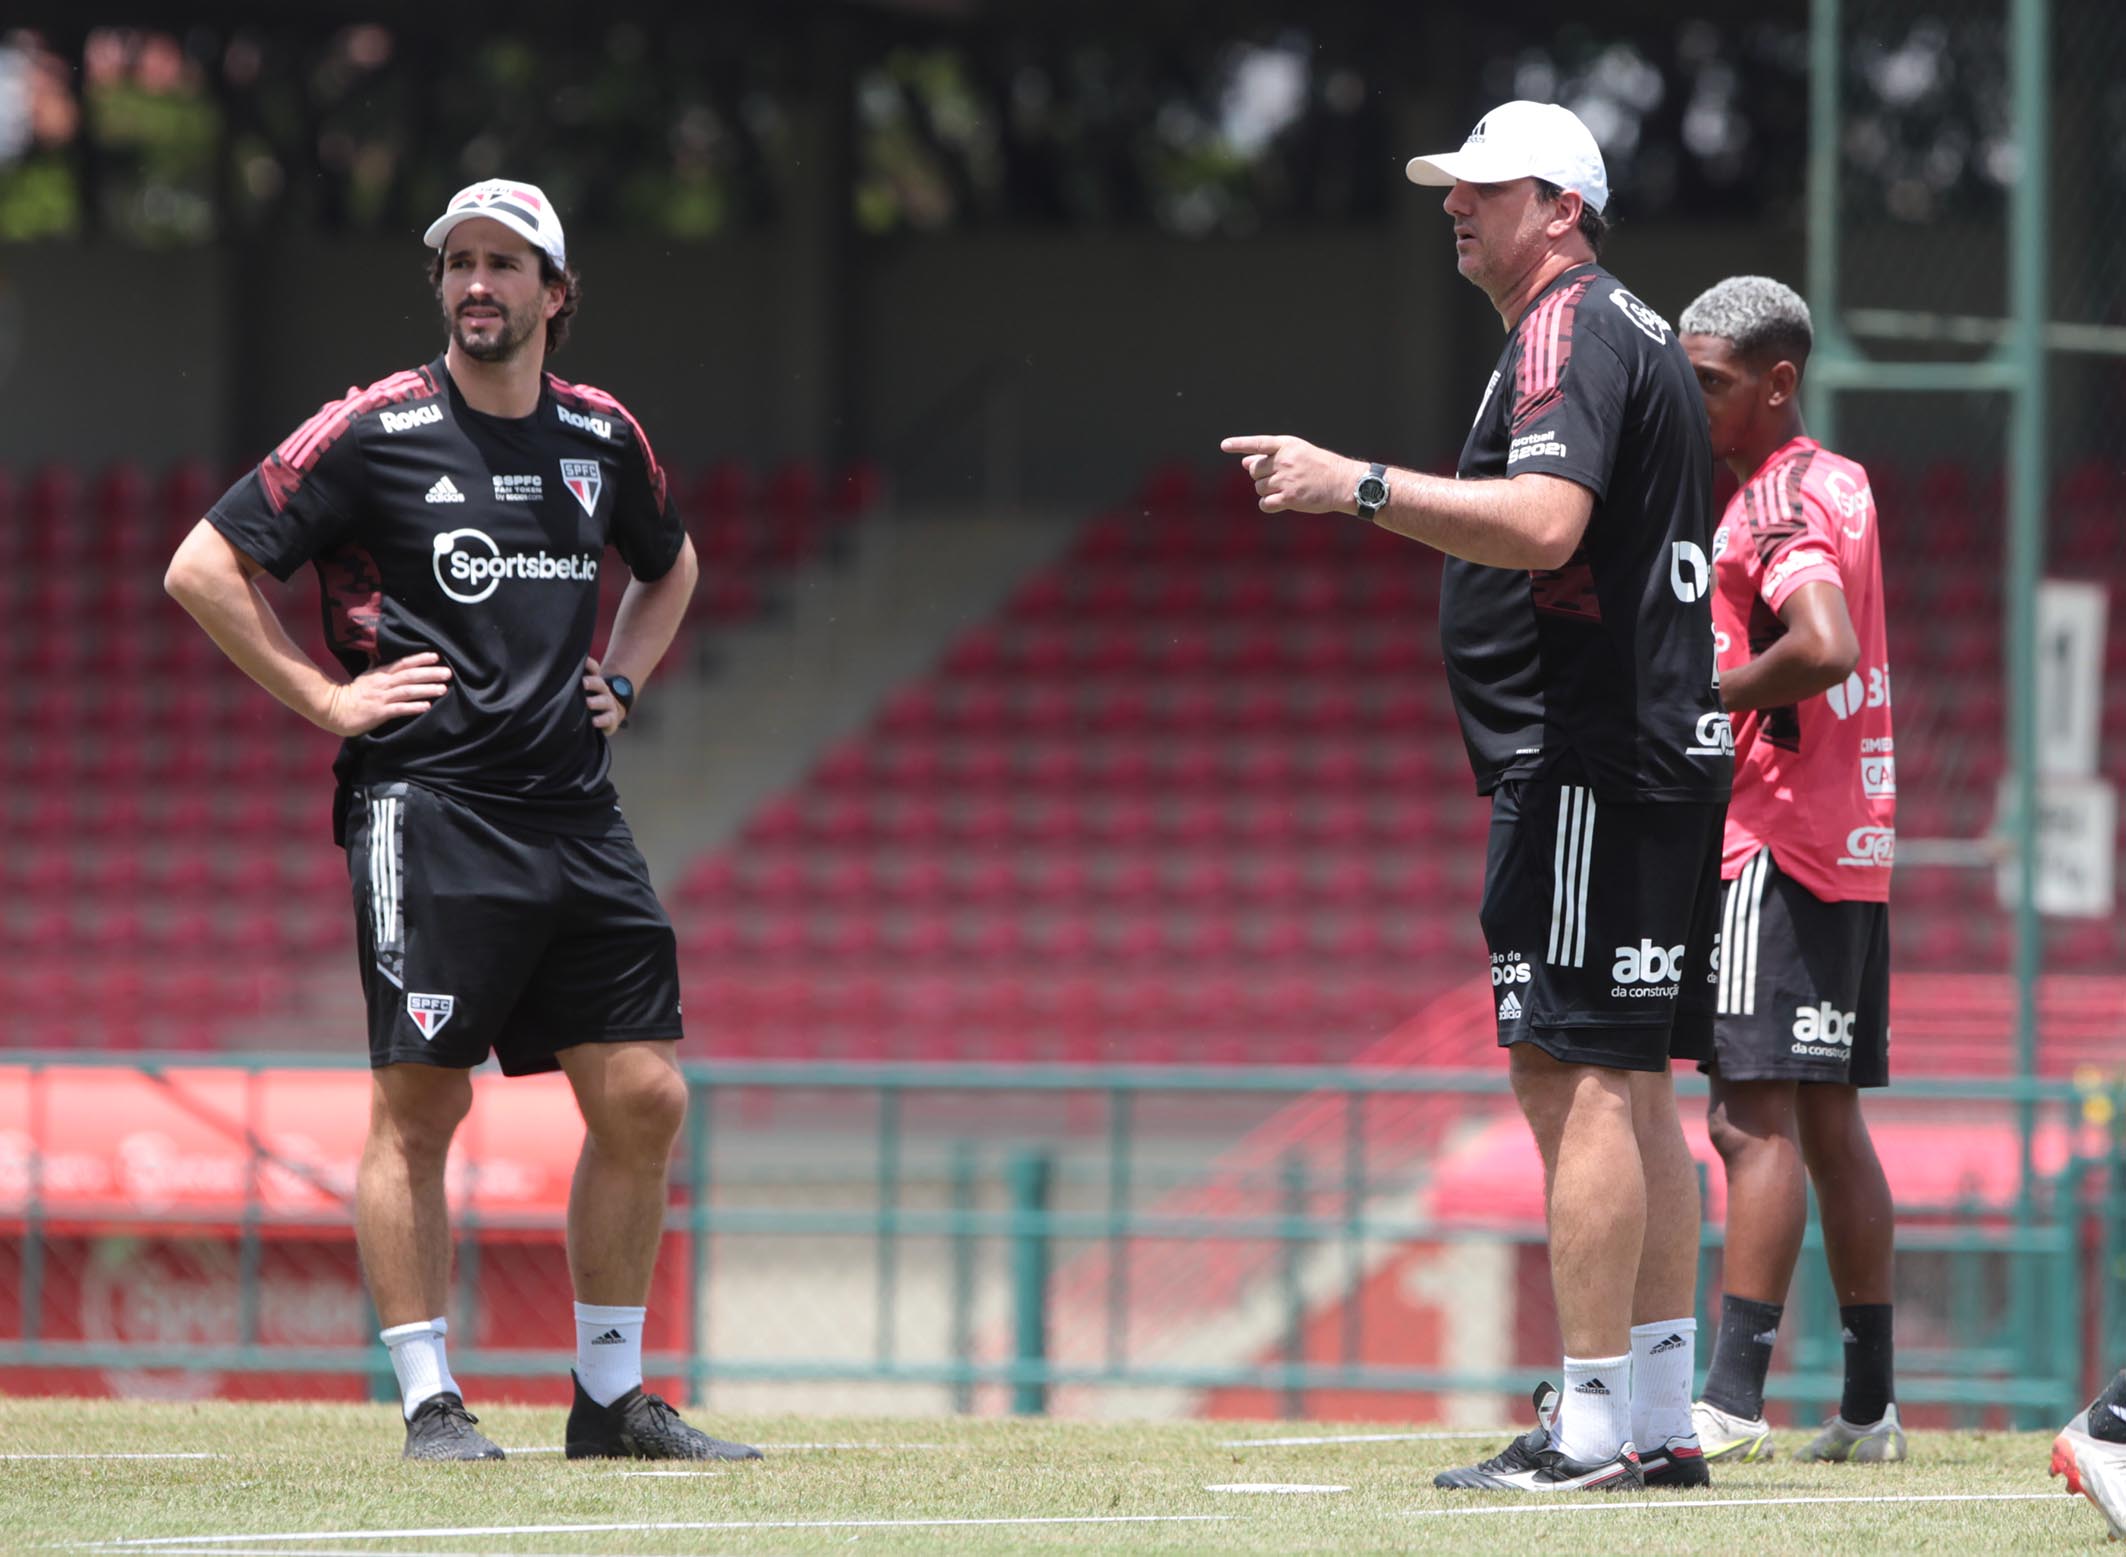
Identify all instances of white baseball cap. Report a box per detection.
[1404,101,1609,215]
[423,179,567,269]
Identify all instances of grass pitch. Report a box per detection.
[0,1399,2102,1554]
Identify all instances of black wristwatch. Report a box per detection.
[606,673,636,729]
[1353,462,1390,519]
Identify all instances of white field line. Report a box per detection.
[2,1453,222,1461]
[100,1514,1235,1546]
[497,1441,951,1454]
[1223,1430,1514,1446]
[750,1441,950,1450]
[612,1471,728,1478]
[1407,1490,2078,1519]
[1204,1483,1349,1494]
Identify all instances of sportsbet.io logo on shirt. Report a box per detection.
[432,527,599,604]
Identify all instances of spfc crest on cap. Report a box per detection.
[407,992,455,1039]
[560,459,602,517]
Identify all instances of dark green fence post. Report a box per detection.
[22,1065,45,1350]
[2052,1160,2087,1420]
[1340,1092,1365,1371]
[2107,1095,2126,1380]
[876,1086,902,1371]
[1794,1188,1829,1423]
[455,1201,480,1355]
[1008,1150,1054,1416]
[1693,1156,1715,1394]
[456,1087,480,1361]
[685,1074,714,1408]
[361,1287,396,1404]
[949,1142,977,1414]
[1105,1090,1132,1376]
[237,1069,262,1350]
[1280,1150,1307,1420]
[1949,1190,1982,1430]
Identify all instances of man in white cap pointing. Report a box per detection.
[166,180,758,1463]
[1221,103,1728,1491]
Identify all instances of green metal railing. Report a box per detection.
[2,1053,2119,1424]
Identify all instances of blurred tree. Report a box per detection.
[2,2,2075,247]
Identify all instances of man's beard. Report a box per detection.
[446,298,538,362]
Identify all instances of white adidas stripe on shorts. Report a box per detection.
[1545,785,1596,969]
[1717,849,1772,1017]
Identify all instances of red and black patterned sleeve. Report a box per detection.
[207,401,367,580]
[207,367,433,580]
[1742,447,1814,568]
[1501,275,1626,502]
[1753,458,1846,610]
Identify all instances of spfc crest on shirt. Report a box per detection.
[560,459,602,517]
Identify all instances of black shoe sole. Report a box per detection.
[1643,1462,1712,1488]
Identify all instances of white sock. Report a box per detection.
[1630,1318,1698,1450]
[1553,1353,1633,1463]
[381,1320,447,1421]
[430,1315,461,1400]
[574,1302,647,1407]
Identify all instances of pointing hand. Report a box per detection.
[1219,435,1367,516]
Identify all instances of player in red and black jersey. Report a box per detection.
[1223,101,1724,1493]
[1680,275,1903,1467]
[166,180,758,1465]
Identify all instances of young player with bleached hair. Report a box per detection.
[1678,274,1903,1465]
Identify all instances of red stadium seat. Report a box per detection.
[23,465,82,567]
[88,906,149,961]
[156,460,217,538]
[827,460,884,522]
[10,966,81,1028]
[1143,462,1202,515]
[1020,855,1091,905]
[0,468,18,566]
[690,462,754,520]
[158,912,221,960]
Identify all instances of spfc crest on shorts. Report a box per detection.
[560,459,602,517]
[407,992,456,1039]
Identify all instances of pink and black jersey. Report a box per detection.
[1710,435,1894,902]
[1441,263,1731,804]
[208,356,685,844]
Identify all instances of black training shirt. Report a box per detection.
[1440,263,1732,803]
[208,355,685,843]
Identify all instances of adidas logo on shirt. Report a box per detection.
[590,1328,626,1346]
[1497,991,1523,1021]
[426,475,466,504]
[1574,1377,1612,1396]
[1649,1333,1687,1355]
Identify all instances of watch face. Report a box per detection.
[1357,477,1388,508]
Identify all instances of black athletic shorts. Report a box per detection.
[1479,779,1723,1073]
[1703,847,1890,1088]
[344,780,685,1075]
